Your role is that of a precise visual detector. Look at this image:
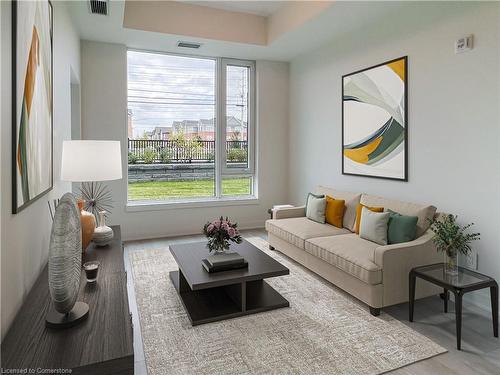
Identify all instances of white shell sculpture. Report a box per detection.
[48,193,82,314]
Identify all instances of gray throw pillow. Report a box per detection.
[359,207,391,245]
[306,193,326,223]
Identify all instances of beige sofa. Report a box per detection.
[265,186,442,316]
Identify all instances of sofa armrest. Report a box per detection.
[373,230,443,306]
[273,206,306,219]
[374,231,436,267]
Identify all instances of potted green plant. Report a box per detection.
[429,214,480,275]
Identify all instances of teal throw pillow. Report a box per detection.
[306,193,326,224]
[387,209,418,244]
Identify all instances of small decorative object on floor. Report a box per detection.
[46,193,89,329]
[93,211,114,246]
[429,214,480,276]
[203,216,242,253]
[83,261,100,283]
[78,199,96,252]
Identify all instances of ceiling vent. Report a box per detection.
[177,41,202,49]
[89,0,109,16]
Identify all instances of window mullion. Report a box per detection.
[215,58,227,198]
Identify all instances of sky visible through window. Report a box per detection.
[127,50,248,139]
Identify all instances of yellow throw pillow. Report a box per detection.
[325,196,345,228]
[355,204,384,234]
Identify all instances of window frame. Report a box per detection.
[218,58,256,177]
[126,49,256,204]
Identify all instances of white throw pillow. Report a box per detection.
[306,193,326,224]
[359,207,391,245]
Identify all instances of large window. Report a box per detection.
[127,51,255,203]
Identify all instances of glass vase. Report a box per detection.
[444,251,458,276]
[210,240,228,254]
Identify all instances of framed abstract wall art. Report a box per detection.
[12,0,53,213]
[342,56,408,181]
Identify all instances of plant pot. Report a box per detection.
[445,251,458,276]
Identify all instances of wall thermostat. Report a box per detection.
[455,35,473,53]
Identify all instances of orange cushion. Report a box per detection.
[325,196,345,228]
[355,204,384,234]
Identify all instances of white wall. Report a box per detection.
[289,2,500,308]
[80,41,289,241]
[0,2,81,339]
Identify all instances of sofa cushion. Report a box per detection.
[265,217,350,249]
[305,234,382,284]
[360,194,437,237]
[316,186,361,232]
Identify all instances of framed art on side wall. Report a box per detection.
[342,56,408,181]
[12,0,53,213]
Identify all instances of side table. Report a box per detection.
[409,263,498,350]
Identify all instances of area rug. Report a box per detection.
[129,236,446,375]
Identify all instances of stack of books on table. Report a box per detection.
[202,252,248,273]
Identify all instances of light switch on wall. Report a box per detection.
[455,35,473,53]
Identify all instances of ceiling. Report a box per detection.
[68,1,472,62]
[183,1,285,16]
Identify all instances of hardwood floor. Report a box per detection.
[124,229,500,374]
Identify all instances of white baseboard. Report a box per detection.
[122,222,265,242]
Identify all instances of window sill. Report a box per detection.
[125,196,259,212]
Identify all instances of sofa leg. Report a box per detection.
[269,245,275,250]
[369,307,381,316]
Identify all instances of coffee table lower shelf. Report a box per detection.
[170,270,289,326]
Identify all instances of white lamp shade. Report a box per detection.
[61,140,122,182]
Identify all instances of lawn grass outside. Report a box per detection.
[128,177,252,200]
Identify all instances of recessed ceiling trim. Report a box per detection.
[123,1,268,46]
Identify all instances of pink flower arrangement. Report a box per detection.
[203,216,242,253]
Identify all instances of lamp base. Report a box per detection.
[46,301,89,329]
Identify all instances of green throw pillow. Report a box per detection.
[387,209,418,244]
[306,193,326,223]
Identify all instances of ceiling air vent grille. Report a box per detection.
[89,0,109,16]
[177,41,202,49]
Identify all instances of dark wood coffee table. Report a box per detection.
[169,239,290,325]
